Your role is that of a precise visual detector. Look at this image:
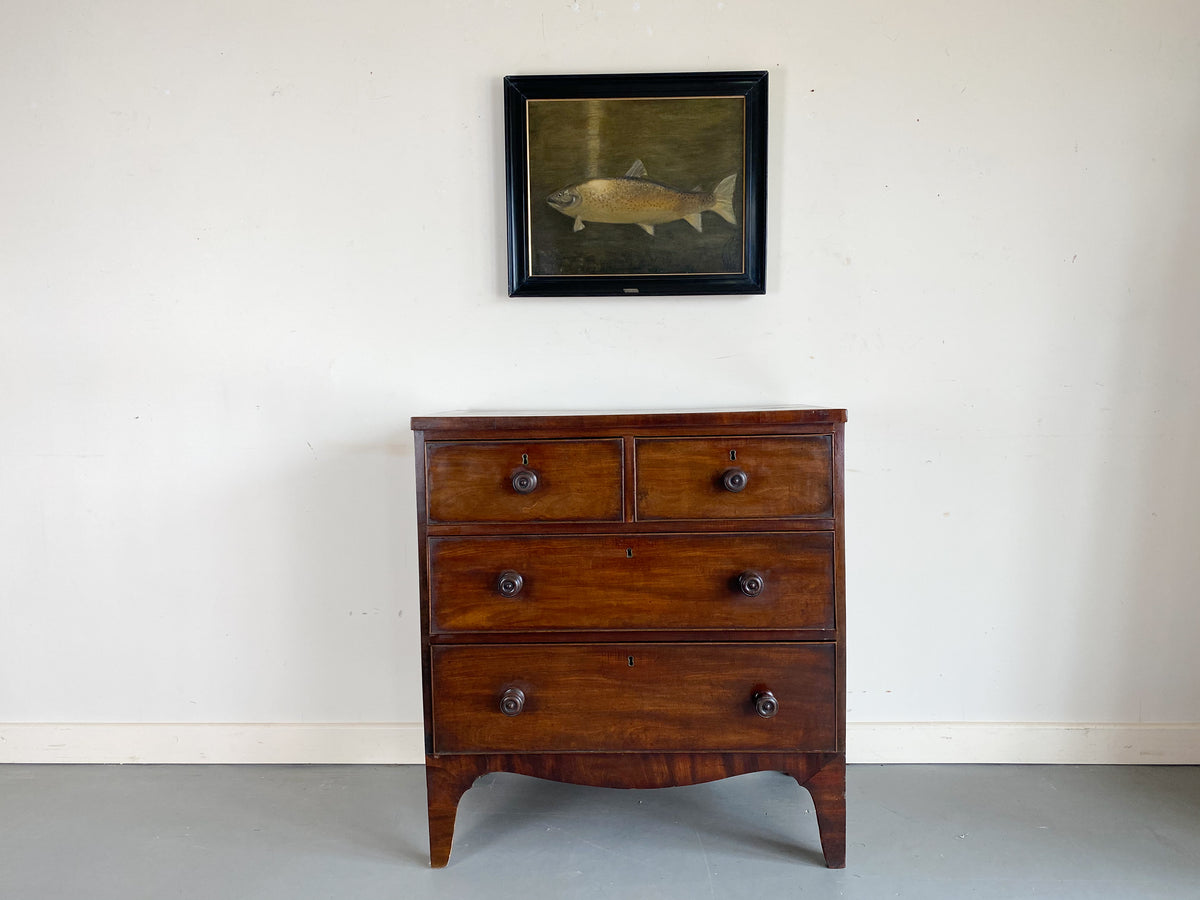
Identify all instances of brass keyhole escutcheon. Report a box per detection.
[627,656,635,667]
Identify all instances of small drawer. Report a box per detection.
[429,532,835,633]
[425,439,623,524]
[431,642,836,753]
[635,435,834,520]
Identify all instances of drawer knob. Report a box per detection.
[496,570,524,598]
[511,467,540,494]
[754,690,779,719]
[737,571,766,597]
[499,687,526,716]
[722,467,749,492]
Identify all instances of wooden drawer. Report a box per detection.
[425,439,623,523]
[431,642,836,753]
[635,435,834,520]
[429,532,835,633]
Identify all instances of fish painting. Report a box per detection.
[546,160,737,236]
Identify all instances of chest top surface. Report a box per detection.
[411,407,847,437]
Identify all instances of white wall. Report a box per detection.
[2,0,1198,764]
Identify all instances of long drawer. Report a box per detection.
[431,642,837,754]
[428,532,835,633]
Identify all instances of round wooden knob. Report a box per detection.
[754,690,779,719]
[737,571,766,597]
[500,687,525,716]
[722,467,748,492]
[511,468,539,494]
[496,570,524,598]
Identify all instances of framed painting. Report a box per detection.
[504,71,767,297]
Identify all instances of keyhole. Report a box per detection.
[626,548,633,558]
[627,656,635,667]
[521,453,529,465]
[729,449,737,461]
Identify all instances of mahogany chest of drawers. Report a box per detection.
[411,408,847,867]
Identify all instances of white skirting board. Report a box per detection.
[847,722,1199,765]
[0,722,1196,765]
[0,723,427,765]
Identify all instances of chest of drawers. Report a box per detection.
[411,408,846,867]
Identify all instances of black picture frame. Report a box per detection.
[504,71,767,297]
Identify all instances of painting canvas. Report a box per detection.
[505,72,767,297]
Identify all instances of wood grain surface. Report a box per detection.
[635,435,833,519]
[430,642,836,754]
[429,532,835,633]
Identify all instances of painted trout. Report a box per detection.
[546,160,737,236]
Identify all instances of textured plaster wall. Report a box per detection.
[1,0,1198,759]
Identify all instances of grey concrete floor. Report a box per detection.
[1,764,1197,899]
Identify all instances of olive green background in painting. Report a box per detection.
[526,97,745,278]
